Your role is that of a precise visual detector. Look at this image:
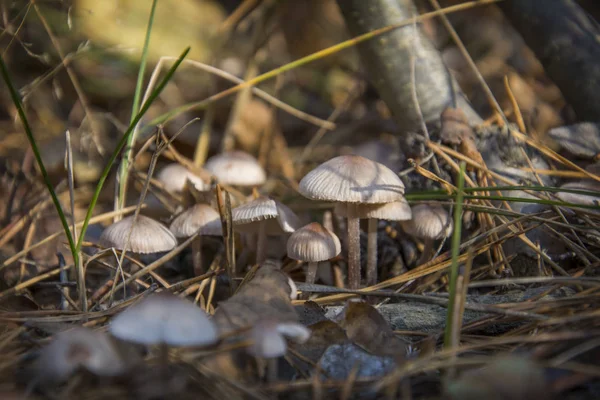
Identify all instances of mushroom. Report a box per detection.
[34,327,126,385]
[110,292,218,362]
[99,215,177,254]
[156,163,210,193]
[336,199,411,286]
[299,155,405,289]
[248,320,310,382]
[204,151,266,187]
[400,204,452,265]
[232,196,300,264]
[287,222,341,289]
[170,204,222,276]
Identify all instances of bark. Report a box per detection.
[499,0,600,121]
[336,0,481,132]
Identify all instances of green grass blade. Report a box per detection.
[0,55,76,260]
[75,46,191,254]
[117,0,159,211]
[444,161,466,349]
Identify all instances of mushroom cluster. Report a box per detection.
[297,155,409,289]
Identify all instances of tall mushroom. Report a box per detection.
[336,199,412,286]
[299,155,405,289]
[232,196,300,264]
[287,222,341,287]
[400,203,452,265]
[170,204,223,276]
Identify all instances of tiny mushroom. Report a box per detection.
[336,199,411,286]
[205,151,266,187]
[156,163,211,193]
[109,292,218,364]
[248,320,310,381]
[99,215,177,254]
[287,222,341,287]
[170,204,222,276]
[400,203,452,265]
[299,155,405,289]
[232,196,300,264]
[34,327,125,385]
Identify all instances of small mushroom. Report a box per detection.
[156,163,210,193]
[34,327,126,385]
[99,215,177,254]
[204,151,266,187]
[248,320,310,381]
[109,292,218,348]
[400,203,452,265]
[299,155,405,288]
[232,196,300,264]
[287,222,341,288]
[336,199,411,286]
[170,204,222,276]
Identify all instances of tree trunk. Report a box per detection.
[499,0,600,121]
[336,0,481,132]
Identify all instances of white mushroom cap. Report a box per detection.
[400,204,452,240]
[169,204,222,238]
[156,163,210,192]
[204,151,266,186]
[248,321,310,358]
[287,222,341,262]
[298,155,405,204]
[99,215,177,254]
[232,196,300,234]
[334,199,412,221]
[109,292,218,347]
[556,181,600,206]
[35,327,125,383]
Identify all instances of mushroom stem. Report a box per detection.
[417,238,435,265]
[192,236,203,276]
[347,203,361,289]
[159,342,170,388]
[256,221,267,264]
[366,218,378,286]
[305,262,318,285]
[266,357,278,383]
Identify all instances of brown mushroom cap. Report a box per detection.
[232,196,300,234]
[99,215,177,253]
[298,155,405,204]
[287,222,341,262]
[169,204,222,238]
[400,204,452,240]
[156,163,210,192]
[205,151,266,186]
[335,199,412,221]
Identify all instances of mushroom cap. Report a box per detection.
[298,155,405,204]
[204,151,266,186]
[156,163,210,192]
[35,327,125,383]
[99,215,177,254]
[334,199,412,221]
[556,180,600,206]
[400,204,452,240]
[232,196,300,234]
[169,204,222,238]
[287,222,341,262]
[109,292,218,347]
[249,321,288,358]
